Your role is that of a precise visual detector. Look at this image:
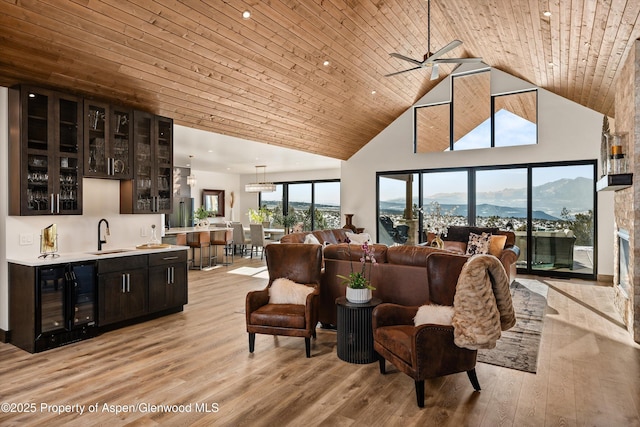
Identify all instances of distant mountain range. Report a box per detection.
[380,177,592,220]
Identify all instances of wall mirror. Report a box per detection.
[202,189,225,217]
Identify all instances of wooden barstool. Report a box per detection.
[210,229,234,266]
[188,231,211,270]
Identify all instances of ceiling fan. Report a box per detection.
[385,0,482,80]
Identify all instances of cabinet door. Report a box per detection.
[84,101,133,179]
[148,263,187,312]
[121,112,173,214]
[9,86,83,215]
[56,94,83,214]
[155,116,173,213]
[98,269,148,326]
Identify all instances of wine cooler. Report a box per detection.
[9,261,98,353]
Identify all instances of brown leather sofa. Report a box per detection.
[279,228,351,244]
[435,226,520,284]
[280,227,519,327]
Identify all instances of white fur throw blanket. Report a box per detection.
[452,254,516,350]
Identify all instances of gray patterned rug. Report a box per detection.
[477,279,548,373]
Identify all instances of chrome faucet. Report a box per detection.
[98,218,110,251]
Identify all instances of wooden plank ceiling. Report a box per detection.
[1,0,639,161]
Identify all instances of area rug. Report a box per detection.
[477,279,548,373]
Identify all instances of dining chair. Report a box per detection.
[231,222,250,256]
[249,223,268,259]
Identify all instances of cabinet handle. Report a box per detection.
[50,193,55,214]
[56,193,60,213]
[126,273,131,292]
[171,266,175,284]
[163,256,179,261]
[107,158,113,176]
[121,274,126,293]
[166,268,171,285]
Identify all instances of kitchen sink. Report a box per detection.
[87,249,134,256]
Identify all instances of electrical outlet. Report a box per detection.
[19,233,34,245]
[140,227,148,237]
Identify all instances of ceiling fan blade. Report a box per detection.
[384,66,423,77]
[389,53,424,66]
[425,39,463,62]
[430,64,439,80]
[433,57,483,64]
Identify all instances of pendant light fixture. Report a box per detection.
[245,165,276,193]
[187,155,197,187]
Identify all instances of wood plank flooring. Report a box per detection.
[0,257,639,426]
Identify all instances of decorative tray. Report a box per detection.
[136,243,172,249]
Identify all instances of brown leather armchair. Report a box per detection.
[246,243,323,358]
[372,252,480,408]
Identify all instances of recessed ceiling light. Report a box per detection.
[371,90,376,95]
[548,62,554,67]
[323,60,330,66]
[208,149,213,153]
[242,10,251,19]
[543,11,551,17]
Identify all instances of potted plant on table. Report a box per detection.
[194,207,213,228]
[247,206,272,226]
[337,240,377,303]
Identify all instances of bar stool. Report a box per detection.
[188,231,211,270]
[210,229,234,266]
[175,233,191,268]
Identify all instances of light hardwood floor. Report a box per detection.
[1,256,639,426]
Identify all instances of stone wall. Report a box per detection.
[613,40,640,343]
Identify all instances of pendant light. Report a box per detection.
[245,165,276,192]
[187,155,197,187]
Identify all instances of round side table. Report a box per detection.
[336,296,382,364]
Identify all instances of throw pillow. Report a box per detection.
[303,233,321,245]
[488,234,507,256]
[414,304,455,326]
[465,232,491,255]
[346,231,372,245]
[269,278,314,305]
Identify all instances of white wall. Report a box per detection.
[340,65,615,276]
[187,170,240,224]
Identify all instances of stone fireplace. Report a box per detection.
[612,40,640,343]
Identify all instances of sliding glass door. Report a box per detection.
[531,165,594,275]
[376,160,596,279]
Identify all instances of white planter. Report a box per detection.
[346,287,372,303]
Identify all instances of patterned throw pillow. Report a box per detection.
[465,232,491,255]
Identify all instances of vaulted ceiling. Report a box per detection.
[1,0,639,162]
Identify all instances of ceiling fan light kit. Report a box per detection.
[385,0,482,79]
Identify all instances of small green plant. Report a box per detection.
[248,206,272,223]
[194,207,212,220]
[337,241,377,290]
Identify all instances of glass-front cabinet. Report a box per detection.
[84,100,132,179]
[9,86,83,215]
[120,111,173,214]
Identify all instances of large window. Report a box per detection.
[414,69,537,152]
[378,173,418,245]
[377,160,596,279]
[259,180,340,232]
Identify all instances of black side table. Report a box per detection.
[336,296,382,364]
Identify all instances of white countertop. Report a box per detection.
[7,245,188,267]
[164,226,231,235]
